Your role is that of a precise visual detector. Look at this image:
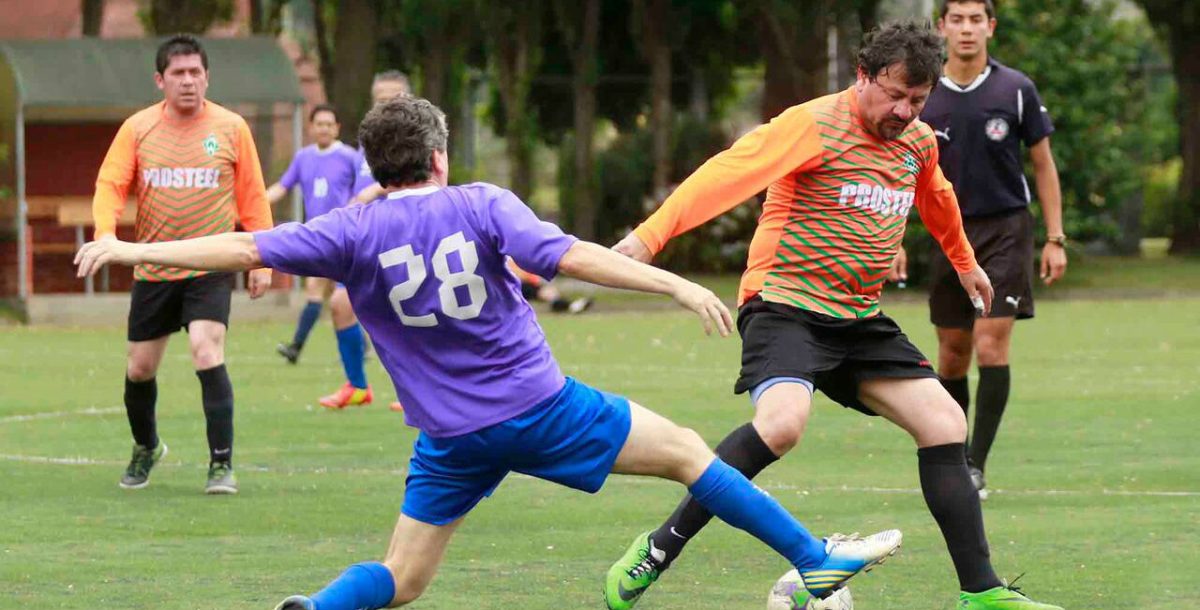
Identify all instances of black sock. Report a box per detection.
[550,298,570,312]
[124,377,158,449]
[940,375,970,421]
[968,366,1010,472]
[650,423,779,567]
[918,443,1002,593]
[197,365,234,465]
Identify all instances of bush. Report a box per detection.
[1142,158,1180,238]
[560,114,759,272]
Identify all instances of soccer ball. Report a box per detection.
[766,569,853,610]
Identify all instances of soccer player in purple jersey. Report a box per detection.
[266,104,377,409]
[75,96,902,610]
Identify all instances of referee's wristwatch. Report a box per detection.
[1046,234,1067,247]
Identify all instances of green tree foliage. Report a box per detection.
[140,0,234,34]
[992,0,1164,244]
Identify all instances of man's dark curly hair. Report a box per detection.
[856,20,944,87]
[358,97,449,188]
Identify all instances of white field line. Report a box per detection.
[0,452,1196,498]
[3,407,1197,498]
[0,406,124,424]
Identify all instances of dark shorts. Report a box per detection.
[520,282,539,300]
[127,272,235,342]
[929,207,1035,329]
[401,377,632,525]
[734,297,937,415]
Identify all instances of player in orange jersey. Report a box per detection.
[91,35,274,496]
[604,22,1061,610]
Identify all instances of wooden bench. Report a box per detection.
[26,197,135,294]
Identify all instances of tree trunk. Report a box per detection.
[1169,35,1200,253]
[758,1,830,121]
[250,0,264,33]
[492,4,542,200]
[82,0,104,36]
[325,0,378,145]
[555,0,601,239]
[639,0,672,199]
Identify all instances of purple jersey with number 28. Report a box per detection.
[254,183,578,437]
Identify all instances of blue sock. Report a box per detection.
[310,562,395,610]
[292,301,323,348]
[335,324,368,389]
[688,458,827,571]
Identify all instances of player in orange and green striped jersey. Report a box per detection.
[606,21,1062,610]
[89,35,274,496]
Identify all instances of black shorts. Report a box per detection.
[521,282,539,301]
[929,207,1035,329]
[127,272,235,342]
[734,297,937,416]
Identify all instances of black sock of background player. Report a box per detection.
[940,375,970,423]
[197,364,234,465]
[124,376,158,449]
[550,298,570,312]
[969,366,1010,472]
[650,423,779,567]
[918,443,1002,593]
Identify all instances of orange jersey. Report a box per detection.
[634,87,975,319]
[92,101,273,281]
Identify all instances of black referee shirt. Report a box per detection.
[920,57,1054,218]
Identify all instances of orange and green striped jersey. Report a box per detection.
[634,87,976,319]
[92,101,273,281]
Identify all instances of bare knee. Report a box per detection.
[126,357,158,381]
[189,334,225,370]
[937,329,974,378]
[913,399,968,447]
[973,334,1010,367]
[661,425,713,483]
[330,290,357,329]
[753,402,809,456]
[126,344,162,381]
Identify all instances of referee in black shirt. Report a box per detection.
[891,0,1067,500]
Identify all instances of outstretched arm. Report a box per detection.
[76,233,262,278]
[627,106,824,259]
[557,241,732,337]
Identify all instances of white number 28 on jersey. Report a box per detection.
[377,232,488,327]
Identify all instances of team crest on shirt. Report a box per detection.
[202,134,220,156]
[901,153,920,175]
[985,118,1009,142]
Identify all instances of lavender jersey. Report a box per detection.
[255,183,578,437]
[279,141,359,219]
[351,147,378,199]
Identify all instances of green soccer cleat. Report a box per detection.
[604,532,665,610]
[205,461,238,495]
[273,595,314,610]
[119,442,167,489]
[960,583,1064,609]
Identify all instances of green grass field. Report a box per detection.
[2,298,1197,609]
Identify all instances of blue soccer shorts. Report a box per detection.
[400,377,633,526]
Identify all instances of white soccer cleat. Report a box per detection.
[799,529,902,597]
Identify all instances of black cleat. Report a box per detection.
[276,342,300,364]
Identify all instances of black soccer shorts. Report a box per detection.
[929,207,1036,329]
[734,296,937,416]
[127,272,235,342]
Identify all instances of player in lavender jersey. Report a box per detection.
[75,96,901,610]
[265,104,378,409]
